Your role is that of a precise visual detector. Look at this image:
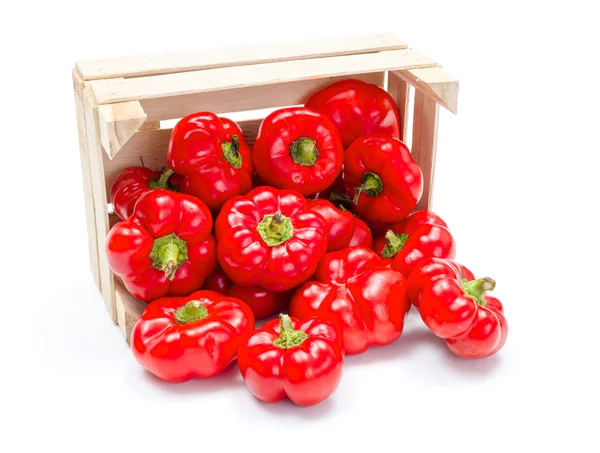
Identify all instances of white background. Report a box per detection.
[1,1,599,452]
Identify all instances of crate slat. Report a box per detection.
[412,91,440,211]
[140,72,386,122]
[83,89,117,321]
[77,33,407,80]
[89,49,437,105]
[72,70,101,289]
[394,67,459,114]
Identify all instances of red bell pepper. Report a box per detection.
[238,314,343,406]
[131,290,255,382]
[407,258,475,308]
[105,189,217,301]
[344,134,423,223]
[203,267,292,319]
[289,246,411,355]
[215,186,328,292]
[306,199,372,252]
[373,210,456,277]
[167,112,253,211]
[420,276,508,358]
[252,107,344,196]
[305,79,401,149]
[110,167,180,220]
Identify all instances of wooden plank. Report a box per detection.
[141,72,385,122]
[412,91,440,211]
[138,121,161,131]
[83,88,117,322]
[387,71,410,141]
[103,118,263,194]
[72,69,101,290]
[115,279,147,343]
[90,49,437,105]
[394,67,459,114]
[77,33,407,80]
[98,100,147,159]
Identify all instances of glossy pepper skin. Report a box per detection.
[305,79,401,149]
[344,134,423,223]
[110,167,180,220]
[306,199,372,252]
[289,246,411,355]
[131,290,255,382]
[253,107,344,196]
[238,314,343,406]
[407,258,475,308]
[215,186,328,292]
[203,267,292,319]
[167,112,253,212]
[105,189,217,301]
[373,210,456,277]
[420,277,508,359]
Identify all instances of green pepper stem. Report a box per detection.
[256,211,294,247]
[461,277,496,307]
[273,314,309,349]
[381,230,409,258]
[173,300,209,324]
[290,137,319,166]
[149,233,189,280]
[222,135,242,169]
[148,168,177,190]
[353,171,383,204]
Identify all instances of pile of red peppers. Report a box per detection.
[106,79,508,407]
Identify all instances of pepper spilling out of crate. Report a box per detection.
[74,35,506,407]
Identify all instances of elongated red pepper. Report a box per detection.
[167,112,253,211]
[131,290,255,382]
[203,267,292,319]
[373,210,456,277]
[289,246,411,355]
[305,79,401,149]
[215,187,328,292]
[420,276,508,358]
[343,134,423,223]
[110,167,179,220]
[253,107,344,196]
[306,199,372,252]
[105,190,217,301]
[238,314,343,406]
[407,258,475,308]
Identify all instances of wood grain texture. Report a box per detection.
[412,91,440,211]
[103,118,263,194]
[394,67,459,114]
[387,71,410,141]
[98,100,147,159]
[76,33,407,80]
[83,88,117,322]
[89,49,437,105]
[139,72,385,122]
[115,279,147,343]
[73,69,101,290]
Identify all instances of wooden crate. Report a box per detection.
[72,33,459,343]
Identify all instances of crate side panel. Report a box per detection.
[139,73,385,122]
[90,50,437,105]
[73,70,101,289]
[77,33,407,80]
[387,71,410,141]
[412,91,440,211]
[83,90,117,321]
